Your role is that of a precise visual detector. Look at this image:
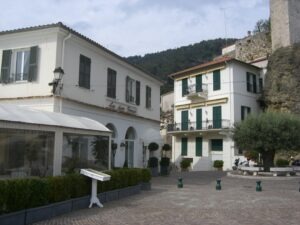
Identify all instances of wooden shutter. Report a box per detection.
[0,50,12,83]
[253,74,257,93]
[196,75,202,92]
[79,55,90,89]
[246,72,251,92]
[196,108,202,130]
[182,78,188,96]
[196,137,202,156]
[28,46,38,82]
[213,70,220,90]
[181,110,189,130]
[213,106,222,129]
[181,137,188,156]
[125,76,130,102]
[136,81,140,105]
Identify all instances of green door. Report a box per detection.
[181,110,189,130]
[213,106,222,128]
[195,137,202,156]
[196,108,202,130]
[181,137,188,156]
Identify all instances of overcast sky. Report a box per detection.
[0,0,269,57]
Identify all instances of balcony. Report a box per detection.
[185,84,208,100]
[167,120,230,133]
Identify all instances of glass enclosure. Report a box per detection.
[62,133,109,173]
[0,129,54,178]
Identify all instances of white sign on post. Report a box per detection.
[80,169,111,208]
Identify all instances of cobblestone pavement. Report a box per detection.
[35,171,300,225]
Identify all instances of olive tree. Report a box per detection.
[233,112,300,171]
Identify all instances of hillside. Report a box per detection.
[126,38,237,94]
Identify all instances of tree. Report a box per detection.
[233,112,300,171]
[253,18,270,34]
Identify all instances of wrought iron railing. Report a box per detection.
[167,120,230,132]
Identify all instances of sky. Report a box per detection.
[0,0,269,57]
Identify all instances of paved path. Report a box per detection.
[35,171,300,225]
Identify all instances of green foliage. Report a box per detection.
[47,176,72,203]
[140,168,151,183]
[148,157,159,168]
[233,112,300,170]
[244,150,259,162]
[148,142,159,151]
[126,38,237,94]
[213,160,224,169]
[275,158,289,167]
[0,180,7,213]
[162,144,171,151]
[180,158,192,169]
[160,157,170,167]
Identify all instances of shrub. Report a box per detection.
[180,158,192,169]
[0,180,7,214]
[148,157,158,168]
[160,157,170,167]
[140,168,151,183]
[276,158,289,167]
[148,142,159,151]
[244,150,259,162]
[213,160,224,169]
[162,144,171,151]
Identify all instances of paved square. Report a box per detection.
[35,171,300,225]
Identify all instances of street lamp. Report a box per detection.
[49,67,64,94]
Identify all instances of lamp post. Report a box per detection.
[49,67,64,94]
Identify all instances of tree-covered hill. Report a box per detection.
[126,38,237,94]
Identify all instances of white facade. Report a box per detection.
[0,23,162,169]
[168,57,262,171]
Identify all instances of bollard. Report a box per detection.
[178,177,183,188]
[256,180,262,192]
[216,179,221,190]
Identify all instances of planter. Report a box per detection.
[160,166,169,176]
[0,210,26,225]
[97,193,107,204]
[150,167,159,177]
[52,200,72,217]
[140,182,151,191]
[26,204,53,224]
[72,196,90,211]
[118,187,131,199]
[105,190,119,202]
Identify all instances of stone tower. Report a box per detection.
[270,0,300,50]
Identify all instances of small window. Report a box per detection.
[79,54,91,89]
[107,68,117,98]
[241,106,251,120]
[246,72,257,93]
[146,86,151,109]
[211,139,223,151]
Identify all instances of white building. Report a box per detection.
[168,56,262,171]
[0,22,162,170]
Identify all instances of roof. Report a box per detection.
[0,22,163,84]
[0,104,111,133]
[169,56,260,79]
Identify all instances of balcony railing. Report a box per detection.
[185,83,208,99]
[167,120,230,132]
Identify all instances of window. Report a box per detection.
[259,78,263,93]
[246,72,257,93]
[79,54,91,89]
[213,106,222,129]
[182,78,188,96]
[181,110,189,130]
[241,106,251,120]
[213,70,221,91]
[181,137,188,156]
[211,139,223,151]
[107,68,117,98]
[0,46,38,83]
[196,108,202,130]
[196,74,203,92]
[146,85,151,108]
[195,137,202,156]
[136,81,140,105]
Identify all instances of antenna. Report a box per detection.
[220,7,227,47]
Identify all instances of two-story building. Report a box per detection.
[0,22,162,171]
[168,56,262,171]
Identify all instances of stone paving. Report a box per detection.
[35,171,300,225]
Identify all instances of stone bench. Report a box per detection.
[239,167,263,176]
[270,167,293,176]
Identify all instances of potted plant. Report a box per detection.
[148,142,159,156]
[213,160,224,171]
[180,158,192,172]
[160,157,170,176]
[148,157,159,176]
[162,143,171,157]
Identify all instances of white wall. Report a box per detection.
[160,91,174,112]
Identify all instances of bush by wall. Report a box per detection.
[0,168,151,214]
[275,158,290,167]
[213,160,224,169]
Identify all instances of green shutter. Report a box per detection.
[181,137,188,156]
[196,75,202,92]
[136,81,140,105]
[0,50,12,83]
[195,137,202,156]
[182,78,188,96]
[211,139,223,151]
[246,72,251,92]
[146,86,151,108]
[125,76,130,102]
[213,70,220,90]
[181,110,189,130]
[241,106,245,121]
[253,74,257,93]
[28,46,38,82]
[213,106,222,128]
[107,68,116,98]
[196,108,202,130]
[79,55,90,89]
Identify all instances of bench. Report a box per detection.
[270,167,293,176]
[239,167,263,176]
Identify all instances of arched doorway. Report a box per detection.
[125,127,136,168]
[106,123,118,167]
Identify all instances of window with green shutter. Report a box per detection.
[182,78,188,96]
[241,106,251,120]
[79,54,91,89]
[107,68,117,98]
[196,108,202,130]
[136,81,140,105]
[211,139,223,151]
[181,110,189,130]
[0,50,12,83]
[246,72,258,93]
[146,85,151,108]
[196,75,202,92]
[213,106,222,129]
[28,46,38,82]
[195,137,202,156]
[213,70,220,90]
[181,137,188,156]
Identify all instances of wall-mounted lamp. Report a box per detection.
[120,142,126,148]
[49,67,64,94]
